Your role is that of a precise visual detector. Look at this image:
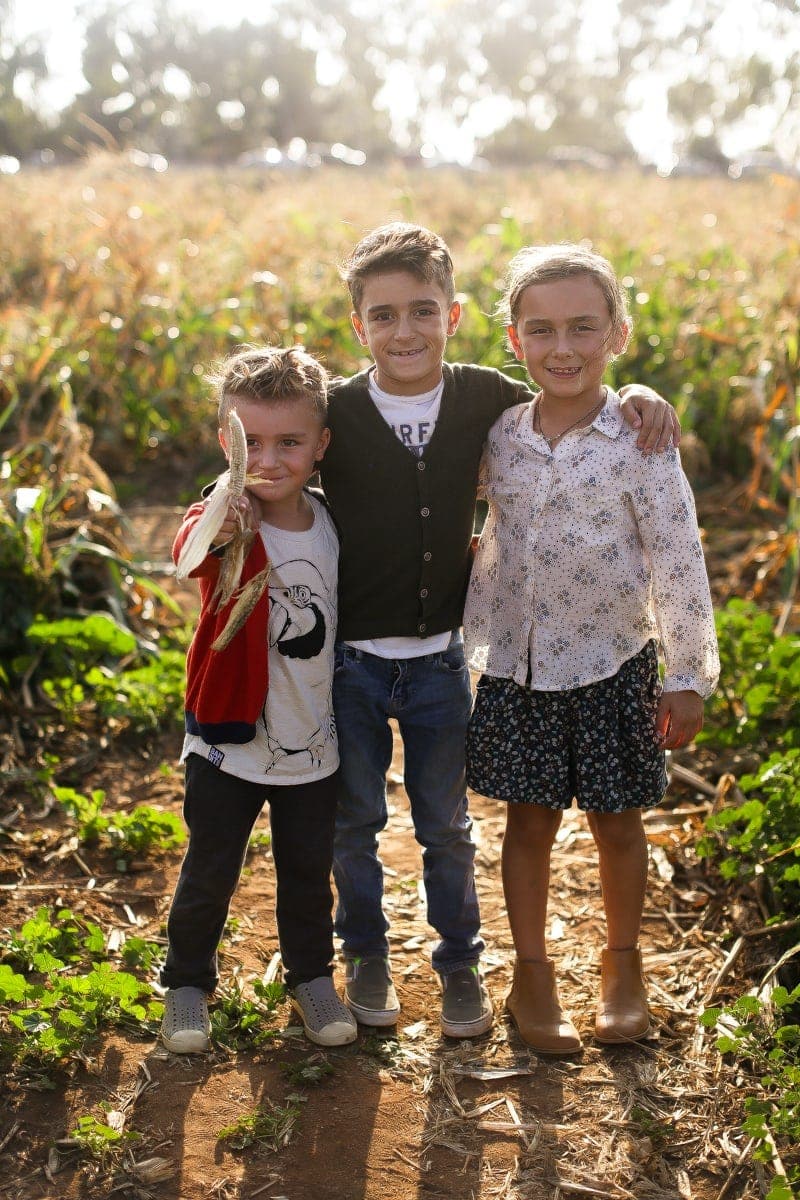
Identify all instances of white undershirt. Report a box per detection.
[346,370,452,659]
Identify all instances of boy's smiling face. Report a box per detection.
[219,395,330,518]
[351,270,461,396]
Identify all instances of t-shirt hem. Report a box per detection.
[180,742,339,786]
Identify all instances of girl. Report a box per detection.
[463,245,719,1053]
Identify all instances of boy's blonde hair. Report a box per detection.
[343,222,456,312]
[501,244,630,336]
[212,345,329,426]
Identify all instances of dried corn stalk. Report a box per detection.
[175,408,249,581]
[175,407,271,648]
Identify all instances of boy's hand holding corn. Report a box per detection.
[212,495,261,549]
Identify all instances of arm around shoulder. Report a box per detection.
[618,383,681,453]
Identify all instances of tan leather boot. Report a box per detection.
[506,959,582,1055]
[595,947,650,1043]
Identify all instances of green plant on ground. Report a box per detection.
[279,1054,334,1087]
[19,615,185,734]
[697,749,800,920]
[247,829,272,854]
[217,1098,302,1153]
[359,1032,402,1066]
[210,978,286,1051]
[627,1103,675,1150]
[69,1114,140,1165]
[700,599,800,756]
[54,785,185,865]
[0,957,160,1068]
[702,985,800,1200]
[3,906,105,973]
[0,907,163,1071]
[20,612,137,725]
[86,646,186,731]
[119,935,163,974]
[1,387,184,776]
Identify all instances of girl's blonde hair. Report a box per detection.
[500,244,630,336]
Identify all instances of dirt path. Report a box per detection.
[0,507,752,1200]
[2,731,744,1200]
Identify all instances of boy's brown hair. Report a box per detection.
[343,222,456,312]
[211,345,329,426]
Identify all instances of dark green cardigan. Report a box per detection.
[320,363,528,641]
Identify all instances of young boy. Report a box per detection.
[160,345,357,1052]
[319,223,679,1038]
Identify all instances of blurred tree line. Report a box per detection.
[1,0,799,167]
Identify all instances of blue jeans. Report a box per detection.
[332,637,484,975]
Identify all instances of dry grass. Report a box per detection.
[2,155,797,305]
[365,788,781,1200]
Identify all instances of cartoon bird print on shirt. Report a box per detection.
[268,563,327,659]
[262,558,334,773]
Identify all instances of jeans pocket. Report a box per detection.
[437,646,468,674]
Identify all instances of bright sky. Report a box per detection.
[10,1,282,107]
[7,0,791,167]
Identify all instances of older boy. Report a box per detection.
[319,224,678,1038]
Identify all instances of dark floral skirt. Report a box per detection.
[466,641,668,812]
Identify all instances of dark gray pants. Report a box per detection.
[161,753,338,992]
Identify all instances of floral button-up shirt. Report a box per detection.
[464,391,719,696]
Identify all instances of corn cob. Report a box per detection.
[211,564,272,651]
[175,408,248,581]
[176,406,273,649]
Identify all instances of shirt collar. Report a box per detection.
[511,388,624,447]
[595,389,624,439]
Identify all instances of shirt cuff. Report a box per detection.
[663,675,717,699]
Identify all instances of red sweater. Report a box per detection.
[173,503,270,745]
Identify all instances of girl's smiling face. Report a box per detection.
[508,274,630,409]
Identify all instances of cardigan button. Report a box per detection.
[420,588,429,598]
[417,460,426,470]
[418,622,427,633]
[420,506,430,517]
[423,551,432,561]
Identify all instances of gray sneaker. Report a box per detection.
[440,966,493,1038]
[161,986,210,1053]
[344,956,400,1027]
[291,976,358,1047]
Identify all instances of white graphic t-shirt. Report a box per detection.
[182,494,339,785]
[346,370,452,659]
[368,372,443,456]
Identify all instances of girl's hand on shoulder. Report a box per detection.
[619,384,681,454]
[655,690,704,749]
